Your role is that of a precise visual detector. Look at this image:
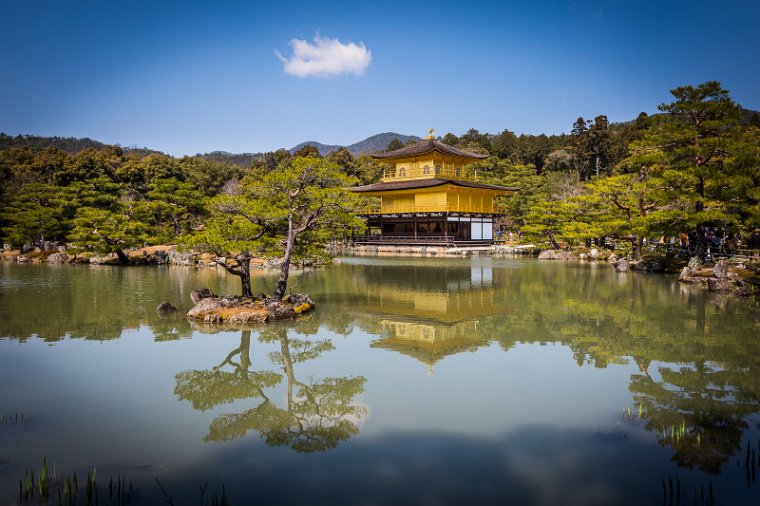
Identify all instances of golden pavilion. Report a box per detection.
[351,130,518,245]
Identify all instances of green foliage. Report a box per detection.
[292,144,322,158]
[251,156,365,243]
[326,148,383,184]
[178,156,242,195]
[0,132,110,153]
[143,178,206,240]
[181,156,365,296]
[0,142,238,252]
[250,156,366,296]
[514,81,758,255]
[521,201,567,248]
[2,183,71,247]
[385,138,404,152]
[614,81,751,258]
[69,206,151,257]
[490,129,518,159]
[181,191,271,259]
[518,171,587,247]
[1,80,757,261]
[572,172,667,256]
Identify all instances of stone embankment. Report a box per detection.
[331,243,538,257]
[537,248,759,295]
[0,244,282,268]
[678,258,758,296]
[186,288,314,324]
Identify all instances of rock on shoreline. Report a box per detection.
[1,245,283,269]
[679,258,758,295]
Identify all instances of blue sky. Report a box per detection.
[1,0,758,156]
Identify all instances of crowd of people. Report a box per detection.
[677,228,760,258]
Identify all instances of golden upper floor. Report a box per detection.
[373,139,488,183]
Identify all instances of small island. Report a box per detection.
[186,290,314,324]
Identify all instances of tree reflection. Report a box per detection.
[630,360,758,474]
[175,326,366,453]
[175,330,281,410]
[337,260,760,474]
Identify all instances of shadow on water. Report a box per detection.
[14,431,760,506]
[157,425,760,506]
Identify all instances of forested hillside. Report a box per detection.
[1,81,758,262]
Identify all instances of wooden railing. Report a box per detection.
[355,235,456,245]
[353,235,496,246]
[383,166,476,182]
[360,204,506,215]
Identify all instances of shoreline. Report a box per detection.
[3,243,758,297]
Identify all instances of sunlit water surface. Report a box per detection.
[1,258,759,505]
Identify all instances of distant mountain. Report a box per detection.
[0,132,108,153]
[290,141,341,156]
[290,132,422,156]
[196,151,263,167]
[0,132,164,156]
[347,132,422,155]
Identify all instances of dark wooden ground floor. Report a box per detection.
[354,213,497,246]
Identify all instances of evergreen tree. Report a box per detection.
[183,157,364,298]
[630,81,743,259]
[385,138,404,152]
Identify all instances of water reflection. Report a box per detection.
[175,326,367,452]
[175,330,281,411]
[341,258,506,323]
[330,259,760,474]
[631,361,758,473]
[371,319,488,372]
[1,259,759,482]
[0,263,239,342]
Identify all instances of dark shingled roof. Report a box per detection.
[372,139,489,160]
[350,178,518,193]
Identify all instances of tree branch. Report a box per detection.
[213,257,242,277]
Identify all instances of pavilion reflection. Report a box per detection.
[343,258,506,319]
[370,319,488,373]
[336,259,503,369]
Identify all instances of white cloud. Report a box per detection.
[275,35,371,78]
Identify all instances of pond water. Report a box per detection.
[1,257,759,505]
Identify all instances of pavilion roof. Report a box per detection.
[350,178,518,193]
[372,139,489,160]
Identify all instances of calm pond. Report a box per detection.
[1,257,759,505]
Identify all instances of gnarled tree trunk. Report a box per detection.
[115,248,129,265]
[274,223,297,300]
[213,254,253,297]
[239,258,252,297]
